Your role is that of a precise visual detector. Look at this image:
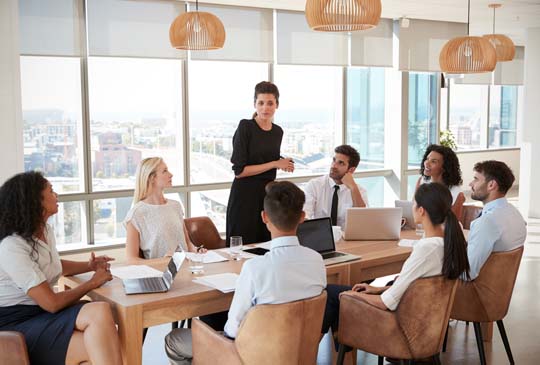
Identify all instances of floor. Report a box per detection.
[142,217,540,365]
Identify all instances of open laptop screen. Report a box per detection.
[297,218,335,254]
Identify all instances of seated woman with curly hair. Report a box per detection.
[416,144,466,221]
[0,171,122,365]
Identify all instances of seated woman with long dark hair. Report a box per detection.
[0,171,122,365]
[322,183,470,334]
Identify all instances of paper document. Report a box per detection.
[254,241,272,250]
[111,265,163,279]
[216,248,256,259]
[193,273,239,293]
[398,239,418,248]
[186,250,228,264]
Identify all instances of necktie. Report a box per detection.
[331,185,340,226]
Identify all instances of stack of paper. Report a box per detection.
[111,265,163,279]
[398,239,418,248]
[193,273,239,293]
[186,251,228,264]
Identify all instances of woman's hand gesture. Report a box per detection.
[275,158,295,173]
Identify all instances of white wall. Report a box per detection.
[520,27,540,218]
[0,0,23,184]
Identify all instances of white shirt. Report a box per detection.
[0,225,62,306]
[123,199,187,259]
[223,236,327,338]
[303,174,369,229]
[381,236,444,311]
[467,197,526,279]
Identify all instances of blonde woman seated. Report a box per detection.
[124,157,199,261]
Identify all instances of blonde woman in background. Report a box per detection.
[124,157,199,261]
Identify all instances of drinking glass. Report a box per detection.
[230,236,243,261]
[189,252,204,274]
[416,224,425,237]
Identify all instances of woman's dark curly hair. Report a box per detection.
[0,171,48,259]
[419,144,463,187]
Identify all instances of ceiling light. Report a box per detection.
[482,4,515,62]
[305,0,382,32]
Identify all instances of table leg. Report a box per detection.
[117,305,143,365]
[481,322,493,342]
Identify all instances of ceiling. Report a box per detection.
[197,0,540,45]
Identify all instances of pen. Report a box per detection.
[280,156,294,163]
[196,245,205,253]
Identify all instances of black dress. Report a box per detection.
[226,119,283,245]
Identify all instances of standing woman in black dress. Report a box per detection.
[226,81,294,244]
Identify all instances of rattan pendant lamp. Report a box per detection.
[305,0,382,32]
[439,0,497,73]
[483,4,515,62]
[169,0,225,50]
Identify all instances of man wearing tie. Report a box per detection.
[303,145,369,229]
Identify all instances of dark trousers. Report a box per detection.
[200,311,228,331]
[321,284,352,335]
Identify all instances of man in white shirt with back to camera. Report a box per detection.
[303,145,369,229]
[164,181,327,364]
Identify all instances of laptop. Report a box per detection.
[122,252,186,295]
[342,207,402,241]
[297,218,360,266]
[395,200,415,229]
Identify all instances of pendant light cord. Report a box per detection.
[467,0,470,36]
[195,0,199,12]
[492,7,496,34]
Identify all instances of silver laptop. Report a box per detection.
[343,207,402,241]
[395,200,415,229]
[123,252,186,295]
[297,218,360,266]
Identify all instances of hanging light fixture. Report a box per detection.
[483,4,515,62]
[169,0,225,50]
[305,0,382,32]
[439,0,497,73]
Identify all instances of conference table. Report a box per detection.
[60,230,419,365]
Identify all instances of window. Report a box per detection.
[408,72,438,166]
[346,67,385,169]
[88,57,184,191]
[274,65,343,177]
[449,80,489,150]
[48,201,86,245]
[188,61,268,185]
[489,86,518,148]
[20,56,85,194]
[190,189,230,233]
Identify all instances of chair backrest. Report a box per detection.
[0,331,30,365]
[395,276,458,359]
[461,204,483,230]
[451,246,524,322]
[234,291,327,365]
[184,217,226,250]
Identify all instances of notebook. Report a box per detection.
[297,218,360,266]
[122,252,185,295]
[342,207,402,241]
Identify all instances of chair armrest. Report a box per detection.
[0,331,30,365]
[192,319,241,365]
[338,291,411,359]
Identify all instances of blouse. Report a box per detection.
[0,225,62,306]
[123,199,187,259]
[421,177,463,204]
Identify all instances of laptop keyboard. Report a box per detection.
[141,277,167,292]
[322,251,346,259]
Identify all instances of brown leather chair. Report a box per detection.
[192,291,327,365]
[336,276,458,365]
[185,217,226,250]
[446,246,523,365]
[461,204,483,230]
[0,331,30,365]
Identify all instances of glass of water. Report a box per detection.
[229,236,243,261]
[189,252,204,274]
[416,224,425,237]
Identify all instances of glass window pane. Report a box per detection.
[449,80,488,150]
[408,72,438,166]
[20,56,85,194]
[190,190,230,233]
[48,201,86,246]
[88,57,184,191]
[354,176,392,207]
[489,85,518,148]
[407,174,420,200]
[274,65,343,177]
[346,67,385,170]
[188,61,268,185]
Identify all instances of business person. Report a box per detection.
[0,171,122,365]
[226,81,294,245]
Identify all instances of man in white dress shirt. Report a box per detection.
[164,181,327,364]
[304,145,369,229]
